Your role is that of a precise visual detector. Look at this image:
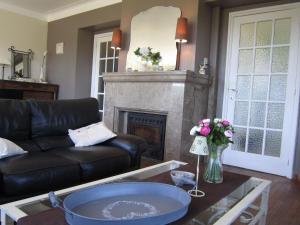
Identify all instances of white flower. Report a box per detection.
[202,119,210,124]
[190,126,198,136]
[140,47,149,56]
[217,123,223,127]
[214,118,222,123]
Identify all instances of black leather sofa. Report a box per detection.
[0,98,146,204]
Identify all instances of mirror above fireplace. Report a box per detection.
[126,6,181,71]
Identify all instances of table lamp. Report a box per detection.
[0,58,10,80]
[188,136,209,197]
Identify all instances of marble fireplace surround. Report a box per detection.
[103,71,210,161]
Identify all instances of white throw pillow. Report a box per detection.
[68,122,117,147]
[0,138,28,159]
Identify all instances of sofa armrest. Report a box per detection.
[104,134,148,168]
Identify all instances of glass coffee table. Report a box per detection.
[0,160,271,225]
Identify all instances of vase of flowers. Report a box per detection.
[134,47,162,71]
[190,118,234,184]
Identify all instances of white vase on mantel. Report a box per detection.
[139,60,152,72]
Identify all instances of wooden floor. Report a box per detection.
[224,165,300,225]
[142,159,300,225]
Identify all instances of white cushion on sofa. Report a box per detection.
[68,122,117,147]
[0,138,28,159]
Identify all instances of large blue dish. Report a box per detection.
[63,182,191,225]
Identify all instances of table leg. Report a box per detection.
[258,185,270,225]
[1,210,7,225]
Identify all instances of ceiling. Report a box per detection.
[0,0,121,21]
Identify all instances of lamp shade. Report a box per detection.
[175,17,188,43]
[189,136,209,156]
[111,28,122,50]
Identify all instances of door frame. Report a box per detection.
[91,32,113,98]
[91,32,113,121]
[222,3,300,178]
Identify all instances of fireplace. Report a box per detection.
[117,110,167,161]
[104,71,210,161]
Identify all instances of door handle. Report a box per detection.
[229,88,238,93]
[228,88,238,100]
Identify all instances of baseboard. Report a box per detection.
[293,175,300,183]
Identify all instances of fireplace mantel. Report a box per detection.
[103,70,210,161]
[103,70,211,86]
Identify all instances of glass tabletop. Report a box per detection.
[16,161,263,225]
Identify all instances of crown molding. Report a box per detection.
[0,1,47,21]
[47,0,122,22]
[0,0,121,22]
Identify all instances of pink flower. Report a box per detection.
[224,130,233,138]
[200,126,211,136]
[222,120,230,127]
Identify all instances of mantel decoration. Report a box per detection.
[134,47,162,71]
[190,118,234,184]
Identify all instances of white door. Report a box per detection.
[223,5,300,178]
[91,33,119,120]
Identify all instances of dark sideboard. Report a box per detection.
[0,80,59,100]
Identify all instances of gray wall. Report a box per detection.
[213,0,300,176]
[0,9,48,80]
[47,0,205,98]
[47,3,122,99]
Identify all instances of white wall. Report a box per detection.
[0,9,47,80]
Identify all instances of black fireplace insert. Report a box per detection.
[127,112,167,161]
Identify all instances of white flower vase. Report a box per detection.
[139,60,152,71]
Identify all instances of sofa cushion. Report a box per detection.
[68,122,116,147]
[0,99,30,140]
[29,98,100,138]
[0,152,80,196]
[33,135,74,151]
[0,138,27,159]
[13,140,41,152]
[51,146,131,182]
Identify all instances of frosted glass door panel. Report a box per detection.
[256,20,272,46]
[238,50,253,73]
[274,18,291,44]
[240,23,255,47]
[223,7,300,177]
[232,16,291,158]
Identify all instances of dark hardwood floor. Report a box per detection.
[141,159,300,225]
[224,165,300,225]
